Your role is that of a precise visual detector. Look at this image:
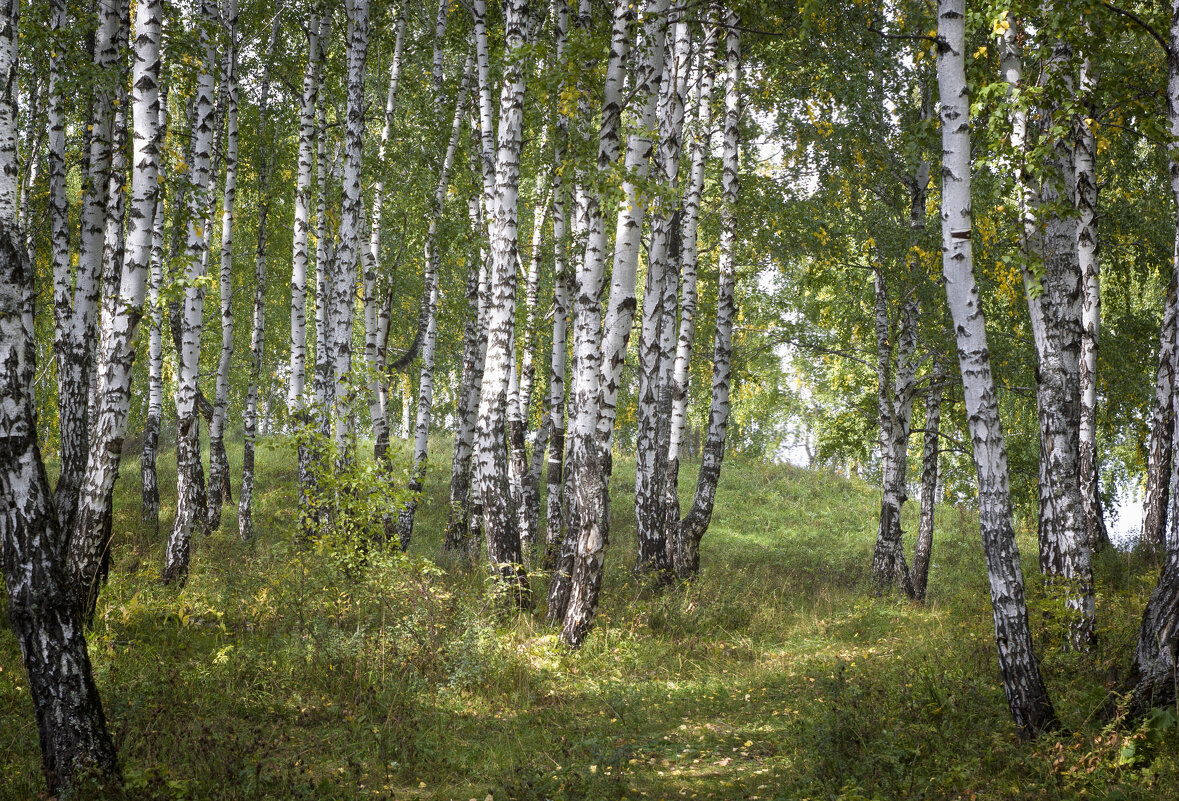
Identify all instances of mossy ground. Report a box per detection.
[1,437,1175,799]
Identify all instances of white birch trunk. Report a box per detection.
[53,0,122,532]
[634,9,690,576]
[68,0,164,619]
[163,0,218,584]
[596,0,671,449]
[936,0,1056,737]
[672,8,738,580]
[330,0,370,458]
[473,0,532,604]
[141,86,167,535]
[554,0,632,641]
[208,1,240,531]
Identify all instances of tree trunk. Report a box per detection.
[238,14,281,541]
[1144,275,1178,552]
[935,0,1057,738]
[329,0,369,459]
[445,197,487,553]
[595,0,670,451]
[163,0,218,584]
[208,2,240,531]
[635,11,690,578]
[53,0,122,534]
[664,11,718,562]
[396,57,472,547]
[1075,45,1108,553]
[473,0,532,605]
[912,365,943,603]
[291,7,328,540]
[672,10,739,581]
[367,6,405,466]
[0,7,122,786]
[68,0,163,620]
[549,0,632,635]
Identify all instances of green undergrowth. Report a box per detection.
[1,437,1176,799]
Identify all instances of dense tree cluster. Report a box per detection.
[3,0,1179,792]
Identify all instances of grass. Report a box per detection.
[1,435,1176,800]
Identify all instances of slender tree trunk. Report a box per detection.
[208,1,240,531]
[596,0,670,451]
[1122,13,1179,716]
[53,0,122,534]
[473,0,532,605]
[664,11,718,560]
[291,8,327,539]
[672,10,739,581]
[141,87,166,535]
[330,0,370,459]
[396,58,473,547]
[936,0,1057,738]
[1075,44,1108,553]
[68,0,163,620]
[238,14,280,541]
[556,1,633,641]
[0,2,121,785]
[912,364,944,602]
[445,196,487,552]
[163,0,218,584]
[1144,275,1178,552]
[635,11,691,578]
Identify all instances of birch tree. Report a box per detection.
[53,0,123,532]
[671,8,739,581]
[162,0,219,583]
[208,0,240,531]
[0,0,121,787]
[68,0,165,620]
[473,0,532,604]
[935,0,1057,737]
[553,0,633,640]
[290,5,327,531]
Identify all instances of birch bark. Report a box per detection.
[208,1,240,531]
[162,0,218,583]
[0,1,120,787]
[69,0,165,619]
[672,9,739,580]
[473,0,532,604]
[396,56,473,547]
[53,0,122,533]
[936,0,1057,737]
[554,0,632,640]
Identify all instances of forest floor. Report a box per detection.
[1,437,1177,800]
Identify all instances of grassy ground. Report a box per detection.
[1,436,1176,800]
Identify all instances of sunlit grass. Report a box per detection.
[0,435,1174,799]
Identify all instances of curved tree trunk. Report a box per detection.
[912,364,944,603]
[396,55,473,548]
[673,9,739,581]
[1143,275,1177,553]
[935,0,1057,738]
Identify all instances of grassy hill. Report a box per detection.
[1,438,1175,799]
